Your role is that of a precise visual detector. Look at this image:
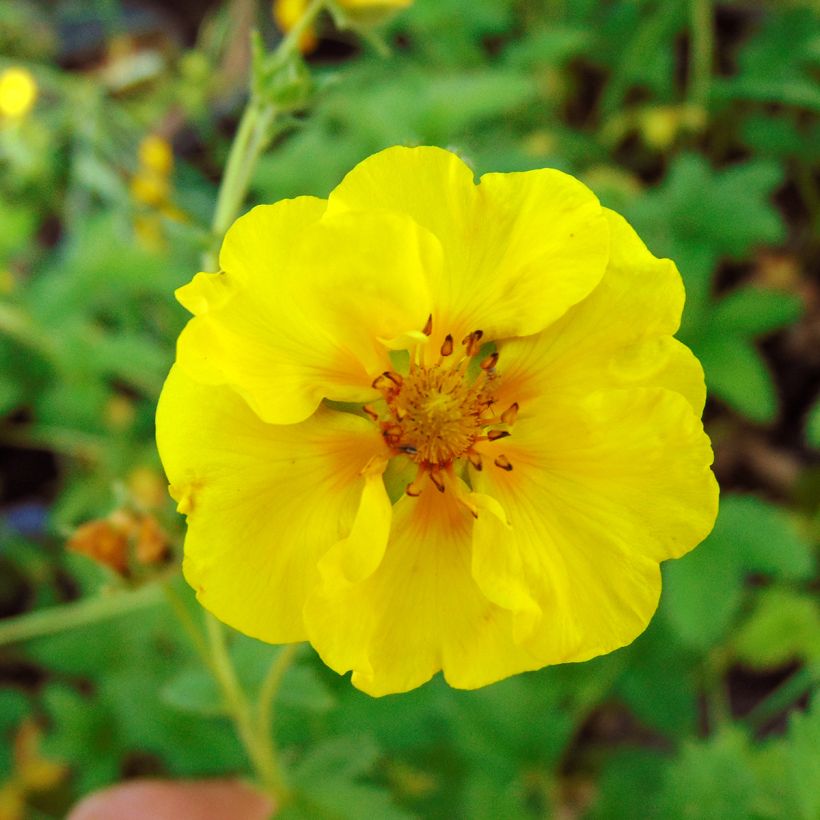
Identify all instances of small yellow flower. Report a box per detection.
[273,0,319,54]
[273,0,411,52]
[157,146,718,696]
[130,170,170,208]
[138,134,174,177]
[0,67,37,120]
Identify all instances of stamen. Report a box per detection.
[467,451,483,471]
[372,371,403,391]
[446,465,479,518]
[500,402,519,424]
[462,330,484,357]
[406,464,427,497]
[480,351,499,371]
[362,404,379,421]
[429,469,446,493]
[440,334,454,357]
[494,455,513,471]
[487,430,511,441]
[422,314,433,336]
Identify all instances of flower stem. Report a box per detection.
[0,583,163,647]
[689,0,713,109]
[256,644,299,788]
[204,614,291,802]
[743,664,818,733]
[203,0,327,270]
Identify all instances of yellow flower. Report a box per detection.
[138,134,174,177]
[273,0,412,52]
[157,146,718,696]
[273,0,319,54]
[0,67,37,120]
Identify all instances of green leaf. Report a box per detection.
[658,728,760,820]
[615,619,699,738]
[284,736,412,820]
[697,334,777,423]
[784,694,820,820]
[710,287,803,336]
[160,668,225,717]
[588,750,665,820]
[662,495,813,650]
[718,495,814,580]
[733,588,820,668]
[806,399,820,448]
[625,154,784,264]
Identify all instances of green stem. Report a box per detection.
[162,582,212,668]
[256,644,299,792]
[204,614,290,802]
[689,0,713,109]
[0,583,163,647]
[203,0,327,270]
[743,664,818,732]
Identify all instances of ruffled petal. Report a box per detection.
[471,388,718,663]
[156,365,389,643]
[304,485,543,696]
[495,209,705,415]
[176,208,437,425]
[327,145,609,344]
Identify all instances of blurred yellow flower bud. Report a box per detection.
[138,134,174,176]
[130,170,170,207]
[127,466,168,510]
[0,67,37,120]
[336,0,412,27]
[273,0,319,54]
[14,723,65,793]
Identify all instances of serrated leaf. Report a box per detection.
[615,619,698,738]
[710,287,803,336]
[160,668,225,717]
[733,588,820,668]
[625,154,784,264]
[662,495,813,650]
[718,495,813,580]
[285,735,412,820]
[696,334,777,422]
[785,694,820,819]
[662,519,742,651]
[658,729,759,820]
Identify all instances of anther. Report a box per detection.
[494,455,513,471]
[372,371,403,391]
[480,351,499,371]
[362,404,379,421]
[467,451,483,471]
[500,402,519,424]
[487,429,511,441]
[422,314,433,336]
[429,470,446,493]
[405,482,422,497]
[440,334,454,357]
[462,330,484,357]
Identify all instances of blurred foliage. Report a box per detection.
[0,0,818,818]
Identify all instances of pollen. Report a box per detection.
[370,322,519,494]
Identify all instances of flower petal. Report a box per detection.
[327,145,609,343]
[495,208,705,415]
[156,365,389,643]
[176,208,437,424]
[304,486,543,696]
[471,388,718,663]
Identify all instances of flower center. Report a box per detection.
[367,319,518,503]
